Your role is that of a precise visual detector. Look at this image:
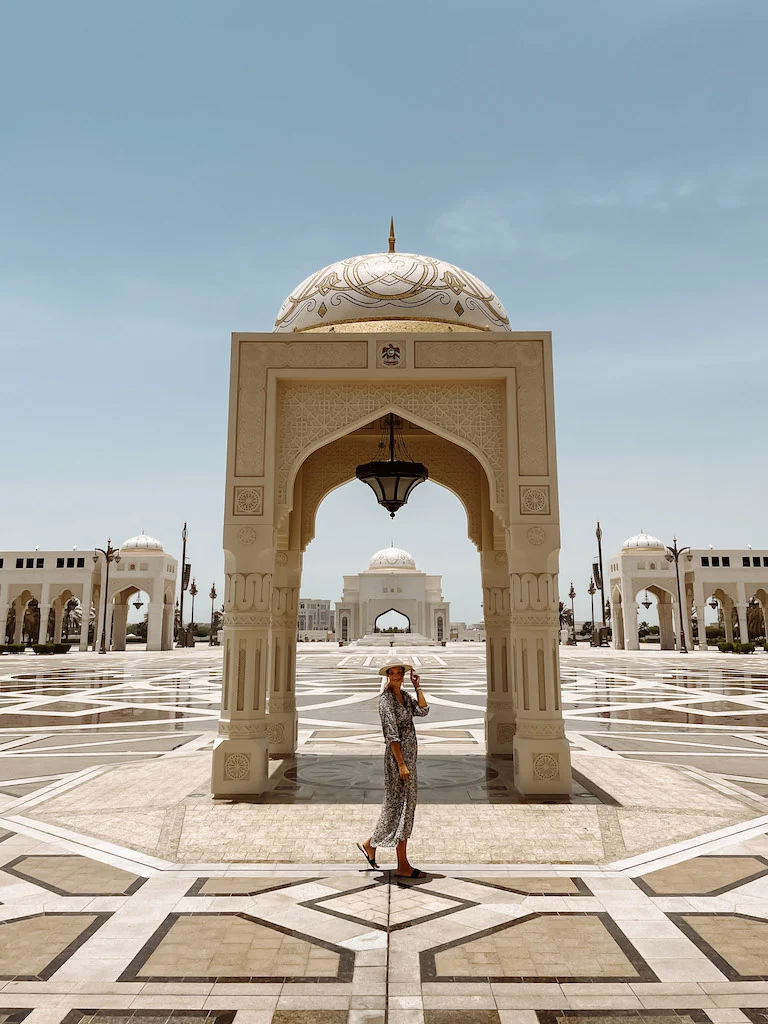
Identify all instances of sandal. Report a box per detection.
[356,842,378,870]
[396,868,426,879]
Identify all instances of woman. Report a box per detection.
[357,660,430,878]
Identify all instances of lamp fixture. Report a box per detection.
[355,413,428,518]
[641,591,652,610]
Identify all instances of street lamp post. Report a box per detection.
[93,540,121,654]
[568,581,577,645]
[596,522,608,644]
[177,522,188,647]
[665,537,692,654]
[209,583,217,645]
[189,578,197,633]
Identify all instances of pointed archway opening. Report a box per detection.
[216,326,570,800]
[374,609,412,633]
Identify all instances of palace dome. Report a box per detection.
[121,533,164,553]
[273,240,510,334]
[367,547,417,572]
[622,532,665,552]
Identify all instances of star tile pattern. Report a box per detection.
[0,647,765,1019]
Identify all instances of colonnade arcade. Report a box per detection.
[213,328,571,799]
[609,534,768,651]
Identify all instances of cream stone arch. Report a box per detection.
[296,427,487,552]
[276,383,507,527]
[214,326,569,800]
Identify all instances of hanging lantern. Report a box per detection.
[356,413,428,518]
[709,598,718,610]
[641,591,652,610]
[133,592,144,611]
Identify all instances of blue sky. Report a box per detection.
[1,1,766,623]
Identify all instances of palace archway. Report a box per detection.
[213,239,569,799]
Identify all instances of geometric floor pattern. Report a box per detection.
[0,646,766,1019]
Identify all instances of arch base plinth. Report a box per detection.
[512,735,572,798]
[211,736,269,798]
[267,709,299,759]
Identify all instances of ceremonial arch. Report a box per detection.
[213,233,570,799]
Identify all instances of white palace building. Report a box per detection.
[336,546,449,645]
[609,532,768,650]
[0,534,178,651]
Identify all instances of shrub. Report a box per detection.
[53,643,72,654]
[718,640,757,654]
[0,644,26,654]
[32,644,57,655]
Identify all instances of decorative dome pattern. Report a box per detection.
[622,532,665,552]
[273,252,510,333]
[367,547,417,571]
[121,533,164,552]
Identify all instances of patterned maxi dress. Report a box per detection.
[371,688,430,848]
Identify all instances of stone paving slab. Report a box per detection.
[17,751,758,865]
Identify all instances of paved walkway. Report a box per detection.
[0,646,767,1022]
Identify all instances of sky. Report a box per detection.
[1,0,766,624]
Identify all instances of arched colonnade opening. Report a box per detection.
[4,586,92,649]
[216,397,569,800]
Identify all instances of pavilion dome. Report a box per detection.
[121,533,164,553]
[367,546,417,572]
[622,532,665,552]
[273,238,510,334]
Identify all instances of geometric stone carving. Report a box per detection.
[520,485,550,515]
[224,753,250,780]
[237,527,257,545]
[277,380,507,511]
[234,486,264,516]
[533,752,560,780]
[497,723,515,744]
[266,722,285,744]
[527,526,546,546]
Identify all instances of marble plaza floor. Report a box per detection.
[0,644,767,1022]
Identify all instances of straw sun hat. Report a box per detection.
[377,660,414,693]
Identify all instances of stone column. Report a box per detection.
[659,600,675,649]
[724,603,734,643]
[736,604,750,644]
[38,607,51,644]
[211,566,273,797]
[13,600,26,643]
[162,602,174,649]
[79,582,92,651]
[267,550,300,757]
[621,579,639,650]
[508,560,571,797]
[481,550,515,756]
[112,603,128,651]
[146,600,164,651]
[53,603,64,644]
[0,604,8,644]
[694,585,708,650]
[103,602,114,651]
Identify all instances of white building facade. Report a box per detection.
[609,532,768,651]
[298,598,332,632]
[0,534,177,652]
[335,546,450,643]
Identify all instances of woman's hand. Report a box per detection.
[398,763,411,781]
[410,669,420,689]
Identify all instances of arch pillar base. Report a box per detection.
[486,700,516,757]
[211,731,270,798]
[267,708,299,758]
[512,729,571,797]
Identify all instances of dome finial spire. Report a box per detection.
[388,216,396,253]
